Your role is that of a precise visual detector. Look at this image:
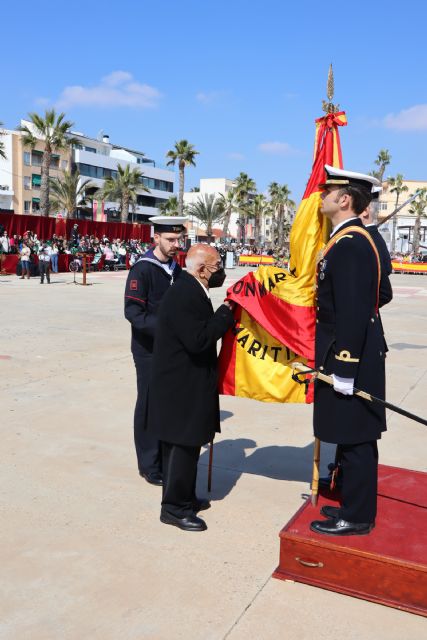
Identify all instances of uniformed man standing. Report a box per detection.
[124,216,186,485]
[319,185,393,490]
[311,166,387,536]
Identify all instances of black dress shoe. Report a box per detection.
[320,505,340,519]
[192,498,211,512]
[310,518,374,536]
[160,511,207,531]
[139,471,163,486]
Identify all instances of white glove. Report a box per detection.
[332,374,354,396]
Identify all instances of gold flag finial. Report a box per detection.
[322,64,340,113]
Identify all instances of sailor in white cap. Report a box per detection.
[311,166,387,536]
[319,182,393,493]
[124,216,187,485]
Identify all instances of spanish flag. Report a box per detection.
[218,111,347,403]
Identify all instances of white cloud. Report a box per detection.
[228,152,245,160]
[258,141,299,156]
[196,90,225,104]
[384,104,427,131]
[34,96,50,106]
[55,71,162,109]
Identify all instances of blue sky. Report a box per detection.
[2,0,427,201]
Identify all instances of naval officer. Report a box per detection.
[311,165,387,536]
[124,216,186,485]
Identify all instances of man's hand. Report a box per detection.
[332,374,354,396]
[223,299,235,311]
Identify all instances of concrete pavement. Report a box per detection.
[1,267,426,639]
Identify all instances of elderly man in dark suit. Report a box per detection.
[148,243,234,532]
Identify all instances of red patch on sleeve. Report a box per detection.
[130,280,138,291]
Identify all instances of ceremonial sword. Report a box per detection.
[291,362,427,427]
[291,362,427,505]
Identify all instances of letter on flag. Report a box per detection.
[218,111,347,403]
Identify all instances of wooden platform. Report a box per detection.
[273,465,427,616]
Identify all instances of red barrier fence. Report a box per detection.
[0,212,151,242]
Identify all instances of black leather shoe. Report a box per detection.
[320,505,340,519]
[192,498,211,512]
[310,518,374,536]
[140,471,163,486]
[160,512,207,531]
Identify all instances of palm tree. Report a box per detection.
[49,170,95,218]
[166,140,199,215]
[158,196,180,215]
[244,194,271,245]
[217,189,241,238]
[0,122,6,160]
[98,163,149,223]
[187,194,223,240]
[408,189,427,255]
[268,182,294,249]
[234,173,257,243]
[17,109,77,216]
[370,149,391,182]
[388,174,409,252]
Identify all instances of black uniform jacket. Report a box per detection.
[148,271,234,447]
[124,253,182,357]
[313,219,387,445]
[366,224,393,308]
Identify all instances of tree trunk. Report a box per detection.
[222,208,231,237]
[178,161,185,215]
[121,192,129,223]
[412,214,421,254]
[40,149,51,217]
[254,213,261,246]
[277,205,285,248]
[391,194,400,252]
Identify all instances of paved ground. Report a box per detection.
[1,267,426,639]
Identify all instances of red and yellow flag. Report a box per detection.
[218,111,347,403]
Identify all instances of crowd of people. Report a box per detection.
[0,225,153,277]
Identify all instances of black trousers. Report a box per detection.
[133,354,161,475]
[339,441,378,524]
[39,261,50,283]
[161,442,201,518]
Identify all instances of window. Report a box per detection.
[32,197,40,212]
[379,202,387,211]
[50,155,60,169]
[24,176,31,190]
[24,201,31,213]
[31,151,43,166]
[61,160,68,170]
[32,174,42,188]
[85,146,96,153]
[23,152,31,166]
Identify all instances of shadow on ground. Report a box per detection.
[199,438,335,501]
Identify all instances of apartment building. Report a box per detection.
[0,126,70,215]
[71,131,174,222]
[0,121,175,221]
[378,179,427,252]
[183,177,265,242]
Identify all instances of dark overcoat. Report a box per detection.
[148,271,234,447]
[313,219,387,445]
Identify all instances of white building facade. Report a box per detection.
[378,179,427,253]
[184,177,271,243]
[72,132,175,222]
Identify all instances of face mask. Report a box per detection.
[208,267,226,288]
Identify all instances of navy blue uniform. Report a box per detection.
[124,250,181,475]
[314,219,386,524]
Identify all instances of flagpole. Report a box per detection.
[311,438,321,505]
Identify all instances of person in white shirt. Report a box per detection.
[38,244,52,284]
[0,231,10,254]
